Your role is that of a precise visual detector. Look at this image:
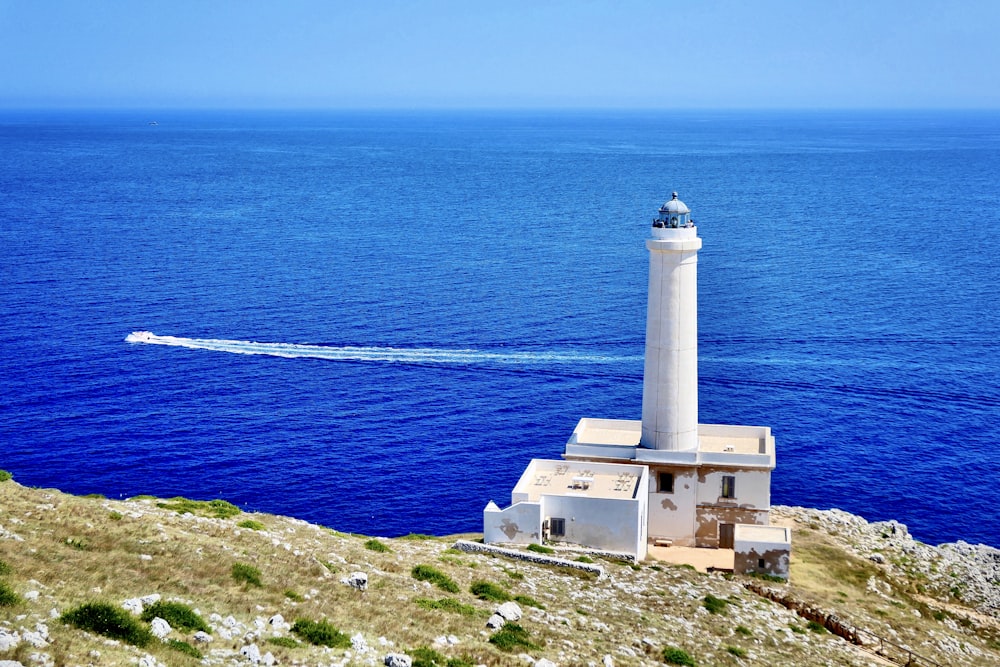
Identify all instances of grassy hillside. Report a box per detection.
[1,476,998,666]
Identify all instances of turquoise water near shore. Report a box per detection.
[1,110,998,546]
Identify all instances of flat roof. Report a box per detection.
[734,524,791,544]
[569,418,773,457]
[514,459,645,502]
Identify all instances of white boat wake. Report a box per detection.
[124,331,637,366]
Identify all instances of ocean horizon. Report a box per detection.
[2,108,998,547]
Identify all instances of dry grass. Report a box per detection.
[1,480,999,666]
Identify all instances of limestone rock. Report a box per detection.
[193,631,213,643]
[536,660,557,667]
[384,653,412,667]
[342,571,368,591]
[486,613,506,629]
[0,630,20,651]
[240,643,262,663]
[496,601,523,621]
[150,617,171,639]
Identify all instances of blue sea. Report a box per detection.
[1,109,998,547]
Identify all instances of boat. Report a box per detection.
[125,331,155,343]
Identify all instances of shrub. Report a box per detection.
[734,625,753,637]
[0,581,20,607]
[232,562,263,587]
[807,620,827,634]
[61,601,154,647]
[726,645,747,658]
[411,565,459,593]
[365,538,391,553]
[167,639,202,658]
[414,597,479,617]
[470,581,510,603]
[409,647,474,667]
[526,543,554,555]
[109,511,123,521]
[291,619,351,648]
[267,636,302,648]
[156,497,241,519]
[488,623,538,652]
[400,533,437,540]
[238,519,265,531]
[513,594,543,609]
[0,470,12,482]
[0,558,11,576]
[284,589,304,602]
[662,646,696,666]
[703,594,728,615]
[140,601,210,632]
[575,556,594,564]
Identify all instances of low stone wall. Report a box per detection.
[451,540,606,578]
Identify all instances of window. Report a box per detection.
[658,472,674,493]
[721,475,736,499]
[549,518,566,538]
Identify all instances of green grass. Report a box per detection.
[662,646,696,666]
[527,543,554,554]
[411,565,460,593]
[237,519,265,531]
[284,589,304,602]
[232,562,263,587]
[140,601,210,633]
[61,601,154,647]
[0,470,12,482]
[0,581,20,607]
[488,623,538,652]
[513,594,543,609]
[806,620,827,634]
[0,558,11,576]
[267,636,302,648]
[166,639,203,658]
[414,597,480,617]
[575,555,594,563]
[725,645,747,658]
[291,619,352,648]
[108,511,123,521]
[409,646,474,667]
[734,625,753,637]
[703,594,728,615]
[365,538,391,553]
[156,497,241,519]
[400,533,438,541]
[470,581,510,603]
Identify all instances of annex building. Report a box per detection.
[484,193,791,578]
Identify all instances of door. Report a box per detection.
[719,523,735,549]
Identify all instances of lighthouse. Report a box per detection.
[641,193,700,452]
[484,191,786,575]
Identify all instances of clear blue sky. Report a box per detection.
[1,0,998,109]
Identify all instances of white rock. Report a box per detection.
[267,614,285,627]
[384,653,412,667]
[602,655,614,667]
[122,598,144,615]
[342,572,368,591]
[139,593,161,605]
[240,643,262,663]
[352,633,369,653]
[536,660,557,667]
[224,615,239,628]
[486,613,506,629]
[262,652,276,666]
[23,591,39,602]
[496,601,523,621]
[150,617,171,639]
[21,631,46,648]
[0,630,20,651]
[193,631,213,643]
[139,554,153,561]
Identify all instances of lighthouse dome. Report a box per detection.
[653,192,693,229]
[659,192,690,215]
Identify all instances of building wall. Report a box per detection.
[483,501,541,546]
[542,494,646,558]
[647,466,698,546]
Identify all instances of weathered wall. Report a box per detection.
[647,466,698,546]
[483,501,541,545]
[734,545,790,579]
[695,506,769,548]
[543,494,646,558]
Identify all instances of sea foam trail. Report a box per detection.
[124,331,638,366]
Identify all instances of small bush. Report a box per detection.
[400,533,437,540]
[409,646,474,667]
[232,562,263,587]
[109,511,123,521]
[166,639,202,658]
[411,565,459,593]
[527,543,554,555]
[267,636,302,648]
[789,624,806,634]
[734,625,753,636]
[156,497,241,519]
[0,581,20,607]
[61,601,154,647]
[703,594,728,615]
[291,618,351,648]
[575,555,594,564]
[0,558,11,576]
[238,519,265,531]
[140,601,210,633]
[726,645,747,658]
[806,620,827,634]
[470,581,510,603]
[414,597,479,617]
[502,567,524,580]
[662,646,696,666]
[489,623,538,652]
[365,538,391,552]
[513,594,543,609]
[0,470,12,482]
[284,589,304,602]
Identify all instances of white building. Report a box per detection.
[484,193,790,576]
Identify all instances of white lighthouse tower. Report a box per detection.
[641,193,700,452]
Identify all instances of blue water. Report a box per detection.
[2,109,998,547]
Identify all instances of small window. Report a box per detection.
[658,472,674,494]
[549,518,566,537]
[758,558,766,569]
[721,475,736,499]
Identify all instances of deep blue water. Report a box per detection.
[2,109,998,547]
